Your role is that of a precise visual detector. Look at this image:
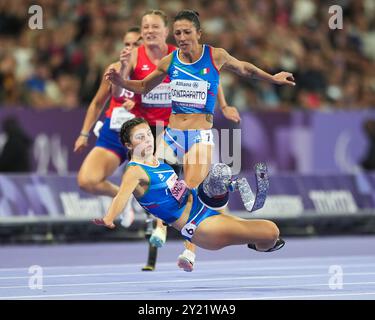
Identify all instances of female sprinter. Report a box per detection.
[94,118,285,256]
[105,10,293,267]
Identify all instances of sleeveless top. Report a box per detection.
[130,44,176,126]
[167,45,220,115]
[127,160,189,223]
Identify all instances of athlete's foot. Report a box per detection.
[92,218,115,229]
[141,265,155,271]
[177,249,195,272]
[228,163,269,212]
[247,238,285,252]
[229,177,255,211]
[149,227,167,248]
[203,163,232,198]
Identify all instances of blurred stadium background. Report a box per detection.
[0,0,374,243]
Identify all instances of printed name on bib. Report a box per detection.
[170,79,208,109]
[166,173,189,205]
[110,108,135,131]
[141,83,171,108]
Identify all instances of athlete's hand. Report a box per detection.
[272,72,295,86]
[120,48,131,68]
[222,106,241,123]
[122,99,135,111]
[92,218,116,229]
[74,135,89,153]
[105,68,125,87]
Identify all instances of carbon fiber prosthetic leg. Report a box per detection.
[200,163,270,212]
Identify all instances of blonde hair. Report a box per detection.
[142,9,168,26]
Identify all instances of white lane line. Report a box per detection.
[1,254,374,272]
[3,281,375,300]
[2,262,375,281]
[1,272,375,291]
[250,292,375,300]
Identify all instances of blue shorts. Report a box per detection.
[180,189,221,242]
[95,118,127,163]
[163,127,214,161]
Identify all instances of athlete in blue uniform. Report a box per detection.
[94,118,285,255]
[105,10,294,270]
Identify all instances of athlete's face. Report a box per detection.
[129,123,154,158]
[141,14,169,46]
[123,32,142,51]
[173,20,201,53]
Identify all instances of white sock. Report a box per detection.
[181,249,196,264]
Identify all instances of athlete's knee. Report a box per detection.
[77,173,98,193]
[261,221,280,242]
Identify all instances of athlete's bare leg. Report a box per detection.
[177,142,213,271]
[77,147,121,197]
[192,214,279,251]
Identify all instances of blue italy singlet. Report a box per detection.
[128,159,221,241]
[167,45,220,115]
[127,160,188,224]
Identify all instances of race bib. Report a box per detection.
[119,88,135,99]
[170,79,208,109]
[141,83,171,108]
[199,129,214,145]
[110,107,135,131]
[181,222,197,239]
[166,173,189,206]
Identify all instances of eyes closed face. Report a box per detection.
[173,20,201,53]
[130,124,154,157]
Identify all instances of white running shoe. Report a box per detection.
[149,227,167,248]
[132,196,145,215]
[120,195,135,228]
[93,120,104,137]
[177,249,195,272]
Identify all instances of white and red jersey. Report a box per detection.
[130,44,176,126]
[105,88,135,118]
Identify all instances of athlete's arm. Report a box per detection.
[102,166,141,226]
[112,48,137,98]
[73,65,112,153]
[213,48,295,86]
[217,83,241,123]
[105,54,172,94]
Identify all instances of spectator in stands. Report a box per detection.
[0,117,32,172]
[0,0,373,111]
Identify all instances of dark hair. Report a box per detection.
[174,10,201,31]
[142,9,168,26]
[119,117,149,160]
[120,117,148,146]
[127,26,141,34]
